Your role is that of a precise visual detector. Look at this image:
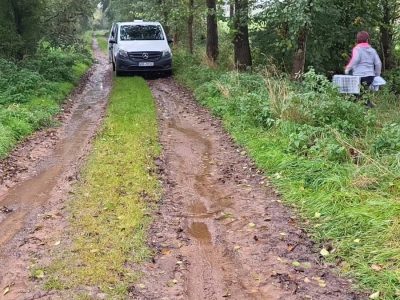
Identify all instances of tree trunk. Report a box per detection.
[233,0,252,70]
[188,0,194,54]
[380,0,393,70]
[206,0,219,62]
[291,27,308,79]
[230,0,234,19]
[291,0,313,79]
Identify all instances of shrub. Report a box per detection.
[0,59,47,104]
[373,123,400,155]
[22,42,90,82]
[287,69,375,135]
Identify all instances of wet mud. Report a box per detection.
[0,40,112,299]
[132,78,363,300]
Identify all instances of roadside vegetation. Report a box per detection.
[0,46,91,158]
[94,30,109,54]
[173,50,400,298]
[0,0,96,158]
[44,77,161,298]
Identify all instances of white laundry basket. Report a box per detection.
[332,75,361,94]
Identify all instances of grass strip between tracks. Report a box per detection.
[45,77,161,298]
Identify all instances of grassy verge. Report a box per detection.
[0,45,91,158]
[93,30,109,54]
[44,77,161,299]
[97,36,109,54]
[174,50,400,299]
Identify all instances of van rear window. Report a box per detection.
[120,25,164,41]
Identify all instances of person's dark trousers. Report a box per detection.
[360,76,376,108]
[361,76,375,86]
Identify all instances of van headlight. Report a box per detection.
[118,49,128,58]
[162,50,172,58]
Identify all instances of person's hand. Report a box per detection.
[344,68,350,75]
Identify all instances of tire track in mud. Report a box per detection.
[0,40,112,299]
[132,78,363,300]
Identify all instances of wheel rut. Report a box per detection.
[131,78,362,300]
[0,40,112,299]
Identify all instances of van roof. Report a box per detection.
[117,21,162,26]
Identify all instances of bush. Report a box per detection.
[373,123,400,155]
[0,59,49,104]
[289,69,375,135]
[22,42,91,82]
[0,39,91,159]
[194,72,274,128]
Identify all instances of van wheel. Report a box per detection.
[115,69,123,76]
[165,70,173,77]
[112,62,116,71]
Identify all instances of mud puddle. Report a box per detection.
[0,40,111,299]
[132,78,363,299]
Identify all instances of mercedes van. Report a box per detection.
[108,21,173,76]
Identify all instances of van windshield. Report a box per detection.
[120,25,164,41]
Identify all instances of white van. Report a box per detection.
[108,20,173,76]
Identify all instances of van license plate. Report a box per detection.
[139,62,154,67]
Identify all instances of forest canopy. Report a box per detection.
[98,0,400,75]
[0,0,95,58]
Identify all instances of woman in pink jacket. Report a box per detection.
[345,31,382,106]
[345,31,382,86]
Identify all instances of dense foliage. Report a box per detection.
[99,0,400,75]
[0,0,96,59]
[0,0,94,157]
[0,43,91,158]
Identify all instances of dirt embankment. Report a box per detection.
[132,78,362,300]
[0,41,112,300]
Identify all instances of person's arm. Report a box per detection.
[345,46,360,74]
[374,50,382,76]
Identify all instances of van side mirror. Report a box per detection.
[167,38,173,44]
[109,38,117,44]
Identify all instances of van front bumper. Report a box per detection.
[115,56,172,72]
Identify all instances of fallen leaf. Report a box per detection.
[54,241,61,246]
[234,245,241,251]
[161,249,171,256]
[371,264,382,272]
[313,277,326,288]
[353,239,361,243]
[248,222,256,228]
[369,291,380,299]
[33,269,45,279]
[90,249,99,253]
[138,284,146,289]
[292,261,301,267]
[304,277,311,283]
[3,287,10,295]
[320,248,330,257]
[314,212,321,218]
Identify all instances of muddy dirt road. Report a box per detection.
[0,41,361,299]
[132,78,361,300]
[0,41,111,299]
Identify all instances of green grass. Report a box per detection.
[0,44,91,159]
[93,30,109,54]
[97,37,109,54]
[174,50,400,299]
[44,77,161,299]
